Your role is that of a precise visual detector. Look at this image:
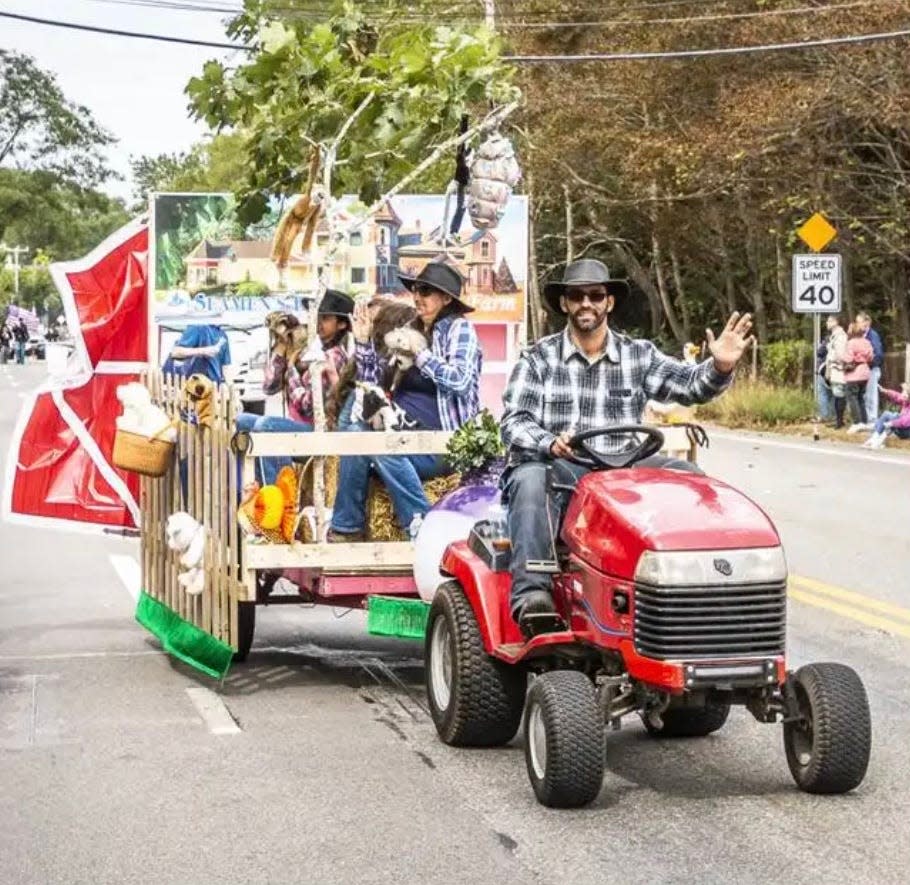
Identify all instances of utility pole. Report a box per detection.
[0,244,30,299]
[483,0,496,28]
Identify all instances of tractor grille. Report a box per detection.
[633,581,786,661]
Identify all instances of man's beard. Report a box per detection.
[568,309,607,333]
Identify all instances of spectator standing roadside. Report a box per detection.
[0,323,11,364]
[843,323,873,430]
[815,338,834,421]
[823,314,848,429]
[856,311,883,422]
[12,319,28,365]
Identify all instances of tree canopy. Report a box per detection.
[186,0,519,221]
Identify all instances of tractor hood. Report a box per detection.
[561,467,780,580]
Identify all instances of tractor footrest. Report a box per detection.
[525,559,561,574]
[521,612,566,637]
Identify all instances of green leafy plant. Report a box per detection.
[446,409,505,475]
[761,340,813,387]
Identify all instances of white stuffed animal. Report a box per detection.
[116,382,175,441]
[383,326,428,372]
[165,511,206,596]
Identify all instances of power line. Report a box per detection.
[0,10,241,49]
[4,8,910,61]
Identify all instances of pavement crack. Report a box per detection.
[375,716,408,742]
[414,750,436,769]
[495,831,518,853]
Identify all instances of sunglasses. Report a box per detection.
[565,289,609,304]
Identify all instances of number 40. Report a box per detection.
[798,285,836,306]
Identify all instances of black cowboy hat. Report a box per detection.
[543,259,636,327]
[399,260,474,313]
[318,289,355,318]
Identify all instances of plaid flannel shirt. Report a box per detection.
[265,341,351,425]
[501,328,732,462]
[355,314,482,432]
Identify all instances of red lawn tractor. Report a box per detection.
[424,425,872,808]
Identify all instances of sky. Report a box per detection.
[0,0,240,203]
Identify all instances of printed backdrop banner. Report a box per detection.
[150,192,528,327]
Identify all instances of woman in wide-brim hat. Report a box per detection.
[543,258,641,330]
[327,259,483,542]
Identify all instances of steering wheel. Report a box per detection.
[565,424,666,470]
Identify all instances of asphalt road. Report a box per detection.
[2,360,909,885]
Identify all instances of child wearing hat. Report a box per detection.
[237,289,355,484]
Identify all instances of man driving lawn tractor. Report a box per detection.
[500,258,755,639]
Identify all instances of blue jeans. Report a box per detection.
[874,410,910,438]
[331,392,450,534]
[235,412,312,486]
[816,374,834,421]
[865,366,881,421]
[503,456,702,617]
[15,341,25,364]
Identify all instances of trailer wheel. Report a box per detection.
[644,697,731,738]
[524,670,604,808]
[783,662,871,794]
[425,581,526,747]
[232,602,256,663]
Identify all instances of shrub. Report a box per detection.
[761,339,813,386]
[698,381,815,427]
[236,280,270,297]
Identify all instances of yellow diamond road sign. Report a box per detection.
[797,212,837,252]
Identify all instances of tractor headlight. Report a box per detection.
[634,547,787,586]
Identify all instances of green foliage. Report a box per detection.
[236,279,270,297]
[761,340,813,386]
[0,50,115,187]
[153,194,242,288]
[698,382,815,428]
[187,0,519,221]
[445,409,504,474]
[0,168,129,262]
[0,265,61,318]
[130,133,247,208]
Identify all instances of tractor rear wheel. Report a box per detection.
[644,697,731,738]
[524,670,604,808]
[783,662,871,794]
[425,581,526,747]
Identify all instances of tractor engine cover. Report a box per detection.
[561,468,780,580]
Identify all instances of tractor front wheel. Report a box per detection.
[783,662,871,794]
[425,581,526,747]
[524,670,604,808]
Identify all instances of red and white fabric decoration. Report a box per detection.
[2,218,149,531]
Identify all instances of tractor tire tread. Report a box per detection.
[428,581,526,747]
[526,670,604,808]
[784,662,871,794]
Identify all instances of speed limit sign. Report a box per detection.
[791,254,842,313]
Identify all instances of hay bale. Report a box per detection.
[366,472,461,542]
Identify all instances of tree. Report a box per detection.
[130,132,248,207]
[0,50,115,188]
[0,168,129,262]
[186,0,518,221]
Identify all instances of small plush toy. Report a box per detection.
[237,466,299,543]
[116,382,175,440]
[271,148,326,268]
[165,511,206,595]
[352,382,421,432]
[383,326,428,373]
[183,373,216,428]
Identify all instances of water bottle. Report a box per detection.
[486,503,511,551]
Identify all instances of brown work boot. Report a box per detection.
[326,528,366,543]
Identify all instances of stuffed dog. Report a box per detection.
[352,381,422,432]
[183,373,215,428]
[165,511,206,595]
[383,326,428,374]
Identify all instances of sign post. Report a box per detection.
[793,213,839,417]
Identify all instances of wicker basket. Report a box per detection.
[112,429,175,478]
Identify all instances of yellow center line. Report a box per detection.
[789,574,910,624]
[788,587,910,639]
